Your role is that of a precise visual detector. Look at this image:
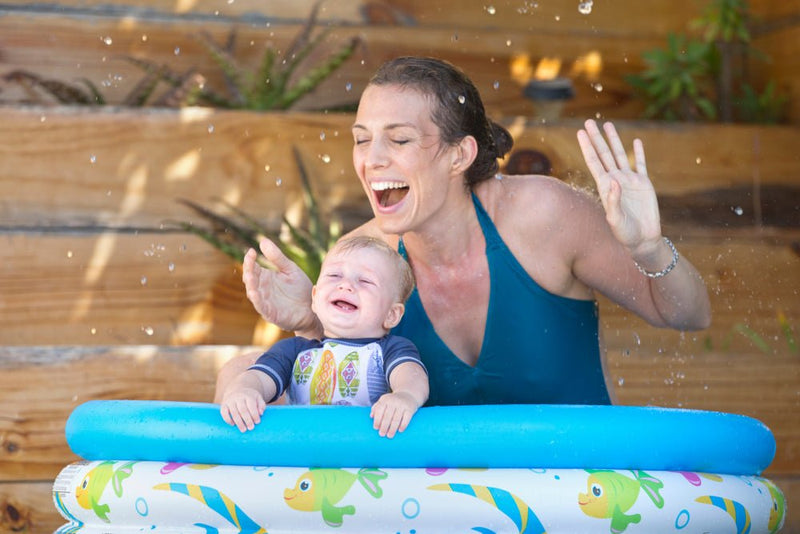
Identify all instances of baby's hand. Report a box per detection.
[370,391,420,438]
[220,388,267,432]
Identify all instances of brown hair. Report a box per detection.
[327,236,415,302]
[368,56,514,188]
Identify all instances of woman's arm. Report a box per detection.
[574,120,711,330]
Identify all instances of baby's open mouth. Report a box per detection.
[372,181,409,207]
[333,299,357,311]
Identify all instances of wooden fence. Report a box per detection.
[0,107,798,530]
[0,0,799,530]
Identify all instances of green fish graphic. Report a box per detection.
[284,467,387,526]
[578,469,664,533]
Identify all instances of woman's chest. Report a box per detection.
[413,259,490,367]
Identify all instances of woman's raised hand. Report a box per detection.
[242,237,316,334]
[577,119,663,256]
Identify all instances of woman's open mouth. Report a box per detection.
[372,181,409,208]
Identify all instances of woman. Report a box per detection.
[217,56,711,406]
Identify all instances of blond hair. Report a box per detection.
[327,235,415,302]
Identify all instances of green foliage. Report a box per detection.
[174,147,340,282]
[626,34,716,121]
[628,0,787,123]
[2,1,361,111]
[691,0,752,43]
[735,81,788,124]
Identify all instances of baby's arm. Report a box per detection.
[370,361,429,438]
[219,370,277,432]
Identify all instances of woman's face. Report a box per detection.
[352,84,459,235]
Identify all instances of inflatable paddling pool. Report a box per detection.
[54,400,787,533]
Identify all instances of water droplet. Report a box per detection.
[321,154,331,163]
[592,82,603,92]
[618,377,624,386]
[345,82,352,92]
[695,157,702,165]
[275,177,283,186]
[458,95,466,104]
[89,154,97,164]
[168,263,175,272]
[102,36,113,46]
[451,33,459,42]
[207,124,215,133]
[731,206,744,216]
[141,34,148,42]
[66,250,73,259]
[40,115,47,122]
[554,15,561,21]
[505,39,512,47]
[90,327,97,335]
[143,326,154,336]
[493,80,500,90]
[140,276,148,285]
[264,164,271,172]
[319,132,326,141]
[486,5,496,15]
[174,47,181,55]
[578,1,593,15]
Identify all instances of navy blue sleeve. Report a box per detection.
[380,335,427,383]
[249,337,317,402]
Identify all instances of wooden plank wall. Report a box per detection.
[1,107,799,531]
[0,0,798,122]
[0,0,799,531]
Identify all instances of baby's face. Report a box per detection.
[311,246,403,339]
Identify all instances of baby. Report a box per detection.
[220,235,428,438]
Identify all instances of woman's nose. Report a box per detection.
[365,139,388,168]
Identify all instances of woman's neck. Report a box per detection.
[401,189,481,268]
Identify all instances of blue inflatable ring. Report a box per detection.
[65,400,775,475]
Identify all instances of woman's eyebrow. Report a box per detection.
[352,122,417,131]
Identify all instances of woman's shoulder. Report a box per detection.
[477,174,601,226]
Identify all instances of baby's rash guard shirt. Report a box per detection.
[249,335,425,406]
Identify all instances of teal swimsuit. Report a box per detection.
[393,193,611,406]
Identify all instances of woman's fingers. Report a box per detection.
[603,121,632,171]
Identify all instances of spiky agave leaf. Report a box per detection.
[176,198,262,248]
[194,30,248,107]
[276,35,361,110]
[2,70,96,104]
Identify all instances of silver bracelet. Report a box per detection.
[634,237,679,278]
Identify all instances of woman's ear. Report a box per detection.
[452,135,478,173]
[383,302,405,330]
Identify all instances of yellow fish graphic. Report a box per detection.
[284,468,386,526]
